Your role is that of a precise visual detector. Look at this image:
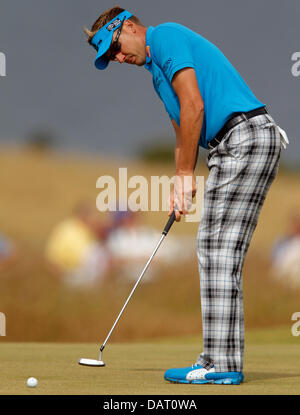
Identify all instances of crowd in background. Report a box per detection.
[1,205,300,289]
[271,212,300,288]
[44,204,194,288]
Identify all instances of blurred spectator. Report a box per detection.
[45,203,111,287]
[106,210,194,283]
[271,212,300,288]
[0,233,16,270]
[45,203,196,287]
[106,210,160,283]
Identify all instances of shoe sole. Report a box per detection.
[165,377,243,385]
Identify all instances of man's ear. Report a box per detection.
[124,20,135,33]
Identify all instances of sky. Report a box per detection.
[0,0,299,165]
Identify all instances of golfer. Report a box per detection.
[84,6,288,384]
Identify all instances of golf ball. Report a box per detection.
[27,377,38,388]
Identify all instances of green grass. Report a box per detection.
[1,327,299,395]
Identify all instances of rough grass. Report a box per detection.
[0,250,300,343]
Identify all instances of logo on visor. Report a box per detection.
[107,19,121,31]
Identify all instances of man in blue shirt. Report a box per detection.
[85,6,287,385]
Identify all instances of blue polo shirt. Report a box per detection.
[144,24,264,149]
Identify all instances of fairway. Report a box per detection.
[0,327,299,395]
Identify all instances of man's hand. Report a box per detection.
[168,172,197,222]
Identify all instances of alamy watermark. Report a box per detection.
[96,168,204,222]
[0,52,6,77]
[0,312,6,336]
[291,312,300,337]
[291,52,300,77]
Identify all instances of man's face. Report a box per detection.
[107,21,146,66]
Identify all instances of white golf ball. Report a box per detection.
[27,377,38,388]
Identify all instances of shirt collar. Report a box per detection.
[144,26,154,68]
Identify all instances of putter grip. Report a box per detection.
[162,211,176,235]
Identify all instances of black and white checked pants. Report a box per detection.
[196,113,282,372]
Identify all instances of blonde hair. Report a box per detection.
[84,6,144,45]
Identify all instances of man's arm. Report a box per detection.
[171,118,181,167]
[172,67,204,175]
[172,119,199,172]
[169,67,204,220]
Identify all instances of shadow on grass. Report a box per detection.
[245,371,300,382]
[128,368,165,372]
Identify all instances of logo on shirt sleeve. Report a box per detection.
[163,57,172,72]
[154,74,163,88]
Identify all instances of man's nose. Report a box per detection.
[115,52,126,63]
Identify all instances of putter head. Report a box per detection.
[78,358,105,367]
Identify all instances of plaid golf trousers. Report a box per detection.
[196,113,282,372]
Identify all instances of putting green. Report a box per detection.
[0,326,299,395]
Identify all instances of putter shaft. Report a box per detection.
[99,233,166,359]
[98,211,176,359]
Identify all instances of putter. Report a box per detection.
[78,211,176,367]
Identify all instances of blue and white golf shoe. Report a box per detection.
[164,364,244,385]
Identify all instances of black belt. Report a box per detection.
[208,106,268,149]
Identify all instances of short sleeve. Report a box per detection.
[151,25,195,84]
